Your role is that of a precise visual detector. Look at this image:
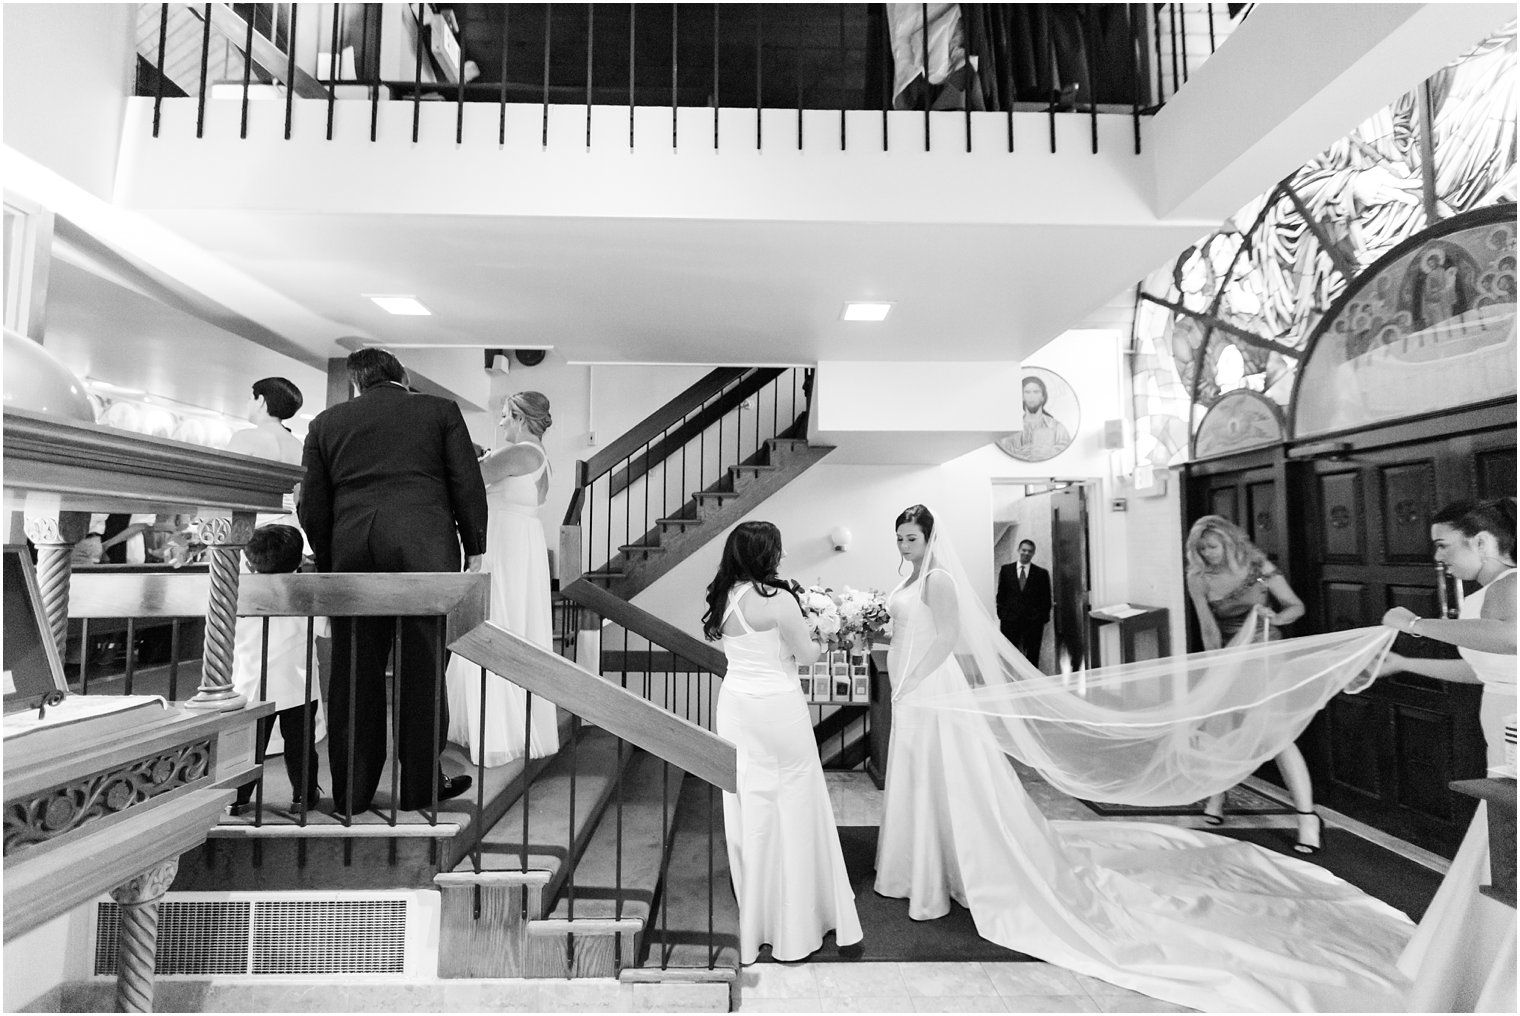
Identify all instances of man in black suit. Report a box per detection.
[996,539,1052,666]
[300,348,488,813]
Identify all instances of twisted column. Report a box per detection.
[184,511,254,712]
[108,858,179,1013]
[22,512,90,659]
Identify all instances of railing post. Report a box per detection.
[184,510,255,711]
[22,511,90,661]
[108,858,179,1013]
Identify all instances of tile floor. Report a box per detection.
[778,766,1285,1015]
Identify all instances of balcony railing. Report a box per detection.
[138,3,1247,155]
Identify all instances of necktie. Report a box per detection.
[1019,566,1027,588]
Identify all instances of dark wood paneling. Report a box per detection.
[1476,448,1517,500]
[1325,695,1381,797]
[1393,705,1459,820]
[1379,461,1438,563]
[1246,480,1280,562]
[1317,471,1364,562]
[1321,581,1368,632]
[1208,486,1238,522]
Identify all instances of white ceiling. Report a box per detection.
[142,211,1199,371]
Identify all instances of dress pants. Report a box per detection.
[1003,622,1044,667]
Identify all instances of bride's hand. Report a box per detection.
[1375,652,1407,678]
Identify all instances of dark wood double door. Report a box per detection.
[1190,422,1514,857]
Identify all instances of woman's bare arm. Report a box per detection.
[479,443,544,486]
[1187,574,1223,651]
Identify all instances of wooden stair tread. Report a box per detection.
[456,726,629,906]
[637,773,739,973]
[544,751,686,925]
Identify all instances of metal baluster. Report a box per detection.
[499,4,511,145]
[456,8,467,144]
[920,2,929,152]
[542,3,553,148]
[195,4,212,138]
[330,3,343,141]
[253,617,270,828]
[476,664,489,871]
[431,618,445,829]
[343,622,358,828]
[1208,3,1217,53]
[411,0,424,142]
[167,619,180,700]
[795,5,803,150]
[643,439,651,553]
[240,7,255,138]
[712,3,720,149]
[362,2,378,142]
[567,710,578,930]
[1153,2,1165,105]
[1086,2,1099,154]
[628,3,636,149]
[839,4,847,150]
[392,624,404,827]
[613,735,625,966]
[707,778,715,968]
[288,5,300,140]
[755,7,763,149]
[1045,12,1056,153]
[1128,3,1142,154]
[1168,5,1180,97]
[152,4,169,138]
[123,618,137,695]
[521,690,531,870]
[669,5,680,148]
[300,616,315,829]
[1179,4,1190,85]
[585,4,594,149]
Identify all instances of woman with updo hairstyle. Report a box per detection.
[703,521,862,964]
[443,391,560,767]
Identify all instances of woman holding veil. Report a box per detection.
[876,504,1415,1013]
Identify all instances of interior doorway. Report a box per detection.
[991,479,1095,675]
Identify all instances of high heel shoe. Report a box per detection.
[1294,809,1323,855]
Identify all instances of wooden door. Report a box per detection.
[1049,484,1091,672]
[1296,430,1513,856]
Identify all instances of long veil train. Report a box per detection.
[879,509,1412,1013]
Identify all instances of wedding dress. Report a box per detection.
[715,584,862,963]
[874,523,1415,1013]
[445,446,559,766]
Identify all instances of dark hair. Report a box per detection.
[251,377,303,420]
[895,504,935,541]
[1018,539,1036,552]
[1021,376,1048,407]
[244,524,304,574]
[347,348,408,391]
[1432,497,1517,560]
[701,521,799,641]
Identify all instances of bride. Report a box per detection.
[876,503,1416,1013]
[445,392,561,767]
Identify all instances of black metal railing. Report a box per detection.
[565,365,810,587]
[139,3,1247,154]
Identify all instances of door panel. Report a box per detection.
[1049,485,1091,673]
[1476,448,1516,499]
[1247,481,1281,562]
[1317,471,1364,561]
[1379,461,1438,563]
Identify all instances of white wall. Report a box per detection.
[2,4,134,201]
[2,904,91,1012]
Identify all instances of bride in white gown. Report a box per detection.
[875,504,1416,1013]
[445,392,561,767]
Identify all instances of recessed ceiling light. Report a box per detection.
[842,302,892,322]
[367,295,432,316]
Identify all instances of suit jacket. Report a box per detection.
[299,383,488,573]
[996,562,1052,629]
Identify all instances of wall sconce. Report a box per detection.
[828,525,852,552]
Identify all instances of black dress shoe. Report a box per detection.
[399,774,472,810]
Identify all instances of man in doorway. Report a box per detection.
[299,348,488,813]
[997,539,1052,666]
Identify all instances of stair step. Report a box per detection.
[730,463,780,475]
[636,773,739,976]
[619,543,667,556]
[584,570,625,583]
[693,490,741,502]
[458,726,630,909]
[657,516,702,529]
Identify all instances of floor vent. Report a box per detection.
[94,898,409,976]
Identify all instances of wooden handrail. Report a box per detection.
[561,578,727,676]
[607,368,787,498]
[69,572,489,644]
[579,367,747,487]
[449,622,737,792]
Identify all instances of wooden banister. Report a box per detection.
[449,622,737,792]
[578,367,746,488]
[69,572,489,644]
[561,578,727,676]
[606,368,787,498]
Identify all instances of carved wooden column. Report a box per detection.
[184,511,254,712]
[22,510,90,659]
[108,858,178,1013]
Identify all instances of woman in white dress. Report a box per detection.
[876,503,1415,1013]
[445,392,560,767]
[702,521,863,964]
[1377,497,1516,1013]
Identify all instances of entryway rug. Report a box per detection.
[755,825,1034,963]
[1213,825,1444,922]
[1081,782,1293,818]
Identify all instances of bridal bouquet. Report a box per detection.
[837,587,891,650]
[798,584,843,644]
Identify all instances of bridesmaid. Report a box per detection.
[701,521,862,963]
